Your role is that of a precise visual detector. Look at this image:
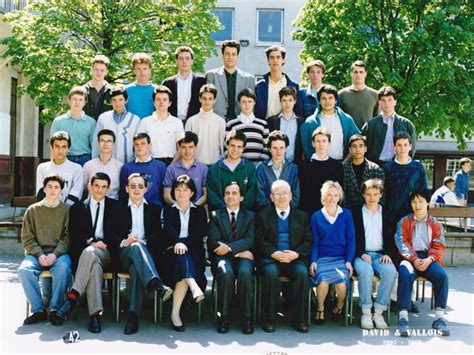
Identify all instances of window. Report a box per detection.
[211,9,234,42]
[257,9,283,44]
[418,158,434,190]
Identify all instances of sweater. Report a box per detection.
[382,159,427,221]
[207,157,256,211]
[309,208,355,264]
[124,82,156,119]
[21,201,70,258]
[185,109,226,165]
[298,157,343,214]
[338,86,379,130]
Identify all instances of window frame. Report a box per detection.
[211,8,235,43]
[256,8,284,45]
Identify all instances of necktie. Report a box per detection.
[280,211,286,219]
[93,202,100,236]
[230,211,237,240]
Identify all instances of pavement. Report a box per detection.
[0,255,473,355]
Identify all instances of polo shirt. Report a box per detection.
[50,111,96,155]
[163,160,208,201]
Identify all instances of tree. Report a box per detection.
[1,0,219,122]
[293,0,473,148]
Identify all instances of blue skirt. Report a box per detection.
[312,256,349,286]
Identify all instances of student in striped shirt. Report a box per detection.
[226,89,269,163]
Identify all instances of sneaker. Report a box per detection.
[373,313,388,329]
[398,318,410,337]
[361,313,374,329]
[23,310,47,325]
[432,318,450,336]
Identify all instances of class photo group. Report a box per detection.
[18,40,472,339]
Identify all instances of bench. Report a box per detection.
[429,206,474,238]
[0,196,37,242]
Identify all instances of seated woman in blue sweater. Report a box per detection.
[157,175,207,332]
[309,180,355,324]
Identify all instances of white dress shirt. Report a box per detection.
[177,72,193,119]
[129,198,147,240]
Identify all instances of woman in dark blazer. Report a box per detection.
[157,175,208,332]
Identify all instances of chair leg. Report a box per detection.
[115,275,120,324]
[387,299,391,326]
[415,280,419,301]
[213,279,217,322]
[307,287,312,328]
[159,296,163,323]
[253,277,258,324]
[111,277,116,322]
[257,277,262,323]
[345,280,351,327]
[422,281,426,302]
[25,300,30,319]
[197,301,202,323]
[153,291,158,324]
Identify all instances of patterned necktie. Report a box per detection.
[230,211,237,240]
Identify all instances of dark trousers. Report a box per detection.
[260,259,309,322]
[212,255,254,320]
[397,252,449,311]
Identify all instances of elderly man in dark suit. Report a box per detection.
[205,40,255,121]
[117,173,173,335]
[256,179,312,333]
[208,182,256,334]
[57,173,120,333]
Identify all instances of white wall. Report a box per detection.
[204,0,306,82]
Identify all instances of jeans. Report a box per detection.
[18,254,71,313]
[354,252,397,311]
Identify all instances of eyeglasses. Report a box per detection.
[129,184,145,190]
[273,191,289,197]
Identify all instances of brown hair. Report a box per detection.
[131,53,152,69]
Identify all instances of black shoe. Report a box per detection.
[124,315,139,335]
[172,323,185,332]
[293,321,309,333]
[410,302,420,313]
[57,299,76,318]
[23,310,47,325]
[242,318,254,335]
[49,311,64,326]
[263,320,276,333]
[217,317,229,334]
[88,314,102,333]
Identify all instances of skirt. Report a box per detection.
[312,256,350,286]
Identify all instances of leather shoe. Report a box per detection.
[241,318,254,334]
[293,321,309,333]
[88,314,102,333]
[23,310,47,325]
[124,317,139,335]
[49,311,63,326]
[216,318,229,334]
[57,299,76,318]
[172,324,185,332]
[158,286,173,302]
[263,321,276,333]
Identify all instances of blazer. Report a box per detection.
[207,207,256,258]
[157,204,208,290]
[115,201,162,270]
[205,67,255,119]
[266,113,305,165]
[68,197,121,272]
[162,73,206,119]
[255,205,312,264]
[351,205,397,260]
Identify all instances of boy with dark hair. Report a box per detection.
[395,190,450,337]
[297,59,326,118]
[207,130,257,211]
[18,174,71,326]
[93,87,140,163]
[362,86,416,165]
[125,53,156,119]
[50,86,96,166]
[430,176,459,206]
[185,84,226,165]
[163,131,208,206]
[255,46,299,119]
[162,46,206,121]
[226,89,270,163]
[36,131,84,205]
[255,130,300,211]
[301,84,360,161]
[206,40,255,120]
[138,85,185,166]
[83,55,112,120]
[267,86,304,164]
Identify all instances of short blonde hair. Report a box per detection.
[92,55,110,67]
[131,52,152,69]
[320,180,344,205]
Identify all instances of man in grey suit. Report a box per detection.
[205,40,255,121]
[256,180,312,333]
[208,182,256,334]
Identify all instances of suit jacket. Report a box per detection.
[255,205,312,264]
[267,113,305,165]
[207,207,255,259]
[115,201,162,271]
[162,73,206,119]
[157,204,207,289]
[205,67,255,119]
[68,197,121,272]
[351,205,397,261]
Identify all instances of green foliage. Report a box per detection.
[293,0,473,149]
[1,0,219,122]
